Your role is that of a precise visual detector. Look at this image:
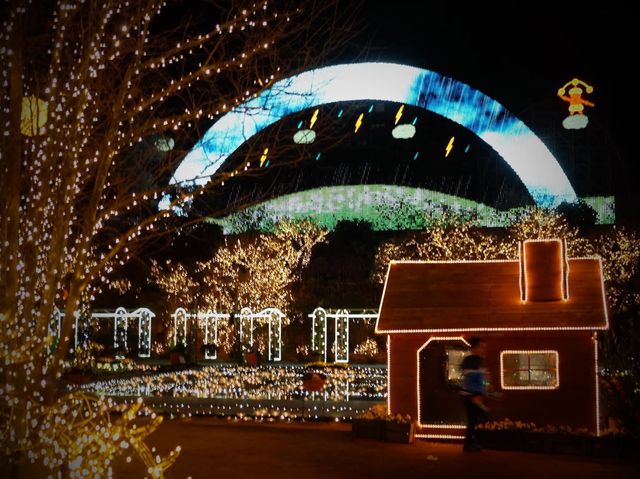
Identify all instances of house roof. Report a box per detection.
[375,258,608,333]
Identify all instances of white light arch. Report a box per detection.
[172,62,577,207]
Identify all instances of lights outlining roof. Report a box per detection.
[375,257,609,334]
[172,62,578,207]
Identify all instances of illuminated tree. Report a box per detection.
[595,227,640,433]
[507,207,593,257]
[148,220,326,357]
[372,214,512,283]
[196,220,327,313]
[373,207,598,283]
[0,0,357,474]
[150,259,198,307]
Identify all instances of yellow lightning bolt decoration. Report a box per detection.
[445,136,455,157]
[394,105,404,125]
[259,147,269,167]
[310,108,319,129]
[354,113,364,133]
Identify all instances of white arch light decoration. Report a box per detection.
[307,308,378,363]
[171,62,577,207]
[68,307,155,358]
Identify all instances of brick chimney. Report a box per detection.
[519,239,568,302]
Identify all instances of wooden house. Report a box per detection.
[376,239,608,439]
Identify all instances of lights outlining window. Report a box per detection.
[172,62,578,207]
[500,350,559,390]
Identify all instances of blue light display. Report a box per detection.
[172,62,577,207]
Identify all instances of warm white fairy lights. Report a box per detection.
[593,334,601,436]
[68,308,155,356]
[386,336,391,415]
[152,221,328,318]
[75,364,387,417]
[308,309,378,363]
[311,307,328,362]
[353,338,379,357]
[415,433,465,440]
[335,309,349,363]
[1,0,353,473]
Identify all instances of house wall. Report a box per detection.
[388,334,432,421]
[388,332,599,434]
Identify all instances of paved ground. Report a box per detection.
[113,418,639,479]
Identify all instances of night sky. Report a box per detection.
[197,2,636,223]
[358,2,634,219]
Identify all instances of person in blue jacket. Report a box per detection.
[460,336,489,451]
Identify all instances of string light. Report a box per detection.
[76,364,387,407]
[415,337,469,429]
[1,0,356,474]
[499,350,560,390]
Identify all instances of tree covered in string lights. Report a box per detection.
[150,220,327,313]
[372,208,599,283]
[0,0,357,475]
[149,220,327,356]
[196,220,327,313]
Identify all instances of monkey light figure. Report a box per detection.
[557,78,594,130]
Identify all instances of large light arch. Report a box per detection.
[172,62,577,207]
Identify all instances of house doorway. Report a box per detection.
[417,338,468,427]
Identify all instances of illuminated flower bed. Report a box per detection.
[77,364,385,400]
[73,364,387,420]
[352,404,415,443]
[476,419,638,457]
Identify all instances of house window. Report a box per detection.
[500,350,559,390]
[445,349,467,386]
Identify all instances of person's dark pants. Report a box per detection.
[462,395,485,447]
